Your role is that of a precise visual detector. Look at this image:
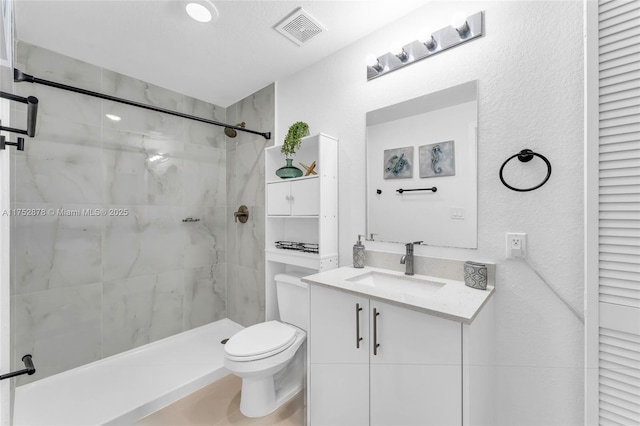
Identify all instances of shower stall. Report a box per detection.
[3,39,274,421]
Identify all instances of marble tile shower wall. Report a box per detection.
[225,84,274,327]
[10,42,228,384]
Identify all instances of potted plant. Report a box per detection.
[276,121,309,179]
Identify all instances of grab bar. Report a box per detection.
[0,355,36,381]
[396,187,437,194]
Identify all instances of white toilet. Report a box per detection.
[224,271,308,418]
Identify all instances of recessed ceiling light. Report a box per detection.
[186,1,218,23]
[106,114,121,121]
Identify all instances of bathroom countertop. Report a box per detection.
[302,266,494,324]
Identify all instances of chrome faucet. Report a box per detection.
[400,241,423,275]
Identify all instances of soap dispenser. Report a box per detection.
[353,234,365,268]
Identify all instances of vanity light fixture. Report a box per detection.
[366,11,484,81]
[105,114,121,121]
[185,1,219,23]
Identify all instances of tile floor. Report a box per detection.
[136,374,304,426]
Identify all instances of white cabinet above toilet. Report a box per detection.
[267,177,320,216]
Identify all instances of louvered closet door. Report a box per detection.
[597,1,640,424]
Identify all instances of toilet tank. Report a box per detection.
[275,271,309,331]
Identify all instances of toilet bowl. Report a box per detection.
[223,272,308,418]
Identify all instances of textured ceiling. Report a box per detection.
[15,0,429,107]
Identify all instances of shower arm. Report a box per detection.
[13,68,271,140]
[0,354,35,380]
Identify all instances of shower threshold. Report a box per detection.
[13,318,243,426]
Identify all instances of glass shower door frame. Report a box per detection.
[0,0,13,423]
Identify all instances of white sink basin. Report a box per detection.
[347,271,444,299]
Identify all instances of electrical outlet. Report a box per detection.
[506,233,526,259]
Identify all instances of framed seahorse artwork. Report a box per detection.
[383,146,413,179]
[419,140,456,178]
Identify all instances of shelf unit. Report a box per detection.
[265,133,338,321]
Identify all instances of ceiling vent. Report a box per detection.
[275,7,325,46]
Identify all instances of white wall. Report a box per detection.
[277,1,584,424]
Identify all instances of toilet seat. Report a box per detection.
[225,321,297,362]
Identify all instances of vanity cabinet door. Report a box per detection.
[309,284,370,425]
[369,300,462,426]
[309,284,369,364]
[309,364,369,426]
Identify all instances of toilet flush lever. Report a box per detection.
[234,205,249,223]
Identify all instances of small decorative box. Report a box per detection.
[464,261,488,290]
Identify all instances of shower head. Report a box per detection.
[225,122,245,138]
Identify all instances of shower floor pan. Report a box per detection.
[14,318,243,426]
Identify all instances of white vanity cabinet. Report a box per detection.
[309,284,462,426]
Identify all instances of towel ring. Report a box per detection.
[499,149,552,192]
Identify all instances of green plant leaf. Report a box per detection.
[282,121,309,157]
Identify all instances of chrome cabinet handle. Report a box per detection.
[373,308,380,355]
[356,303,363,348]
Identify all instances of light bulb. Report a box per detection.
[366,54,383,71]
[418,28,431,43]
[451,12,470,35]
[365,54,379,67]
[418,28,437,51]
[105,114,121,122]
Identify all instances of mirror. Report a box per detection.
[366,80,478,249]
